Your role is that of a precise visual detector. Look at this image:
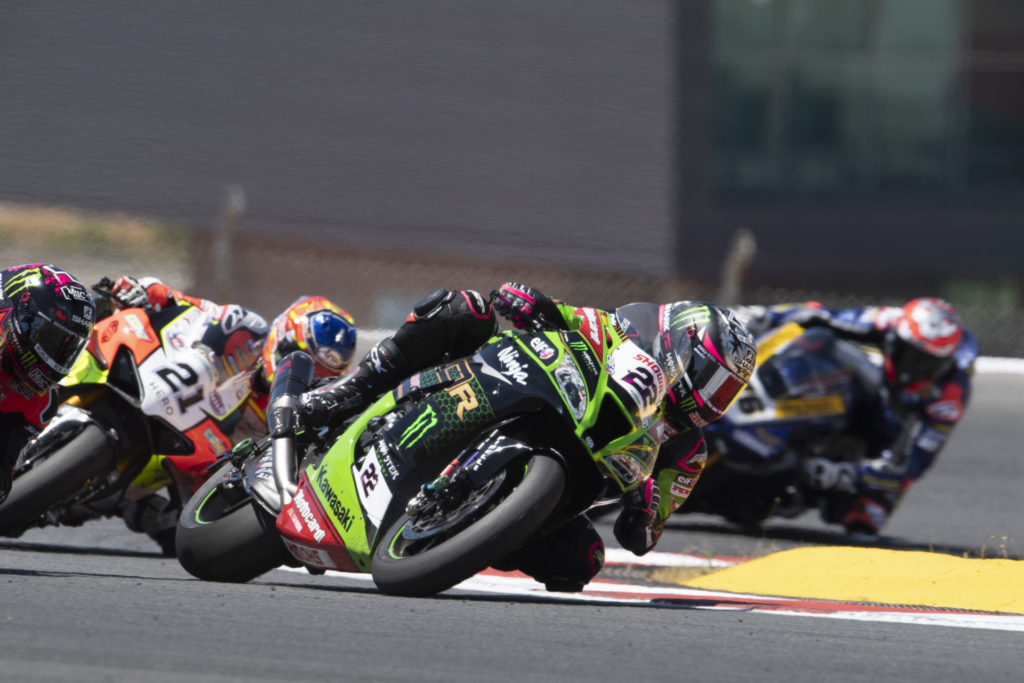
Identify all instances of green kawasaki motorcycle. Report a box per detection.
[176,309,665,597]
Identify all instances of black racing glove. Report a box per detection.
[491,282,559,330]
[613,478,664,556]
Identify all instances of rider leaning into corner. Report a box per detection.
[734,297,978,539]
[104,276,358,547]
[298,282,757,592]
[0,264,96,506]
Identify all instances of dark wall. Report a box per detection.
[0,2,676,276]
[2,2,1022,297]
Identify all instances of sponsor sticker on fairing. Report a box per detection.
[607,342,668,418]
[496,346,529,385]
[291,489,327,542]
[353,446,393,527]
[529,336,556,361]
[315,467,356,532]
[575,307,605,356]
[124,314,152,342]
[283,539,338,569]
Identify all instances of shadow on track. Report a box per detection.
[0,539,161,560]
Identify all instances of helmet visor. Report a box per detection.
[307,312,355,373]
[28,312,89,375]
[689,346,746,423]
[890,341,953,386]
[314,345,348,373]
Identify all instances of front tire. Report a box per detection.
[0,423,113,535]
[371,453,566,597]
[176,462,289,583]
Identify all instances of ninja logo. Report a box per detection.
[496,346,529,385]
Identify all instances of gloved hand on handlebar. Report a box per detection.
[491,282,560,330]
[613,477,664,556]
[110,276,150,309]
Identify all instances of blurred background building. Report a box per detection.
[1,1,1022,353]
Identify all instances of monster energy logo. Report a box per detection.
[671,305,711,329]
[398,405,438,449]
[3,266,42,297]
[569,339,599,375]
[676,393,699,412]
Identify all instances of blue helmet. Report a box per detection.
[304,310,356,375]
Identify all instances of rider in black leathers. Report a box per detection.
[0,265,95,505]
[300,283,756,591]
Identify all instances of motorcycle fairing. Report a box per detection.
[286,338,569,571]
[505,329,661,492]
[282,322,664,572]
[86,307,165,372]
[59,302,257,491]
[703,323,860,468]
[572,306,610,361]
[161,419,235,486]
[389,356,511,463]
[277,470,359,572]
[289,391,404,572]
[753,322,806,366]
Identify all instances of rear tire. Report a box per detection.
[0,423,113,535]
[371,453,565,597]
[176,462,288,583]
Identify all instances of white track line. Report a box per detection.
[273,563,1024,632]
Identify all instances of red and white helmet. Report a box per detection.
[883,297,963,388]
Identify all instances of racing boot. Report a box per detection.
[300,337,410,429]
[491,515,606,592]
[120,492,180,557]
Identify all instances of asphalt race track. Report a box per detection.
[0,366,1021,682]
